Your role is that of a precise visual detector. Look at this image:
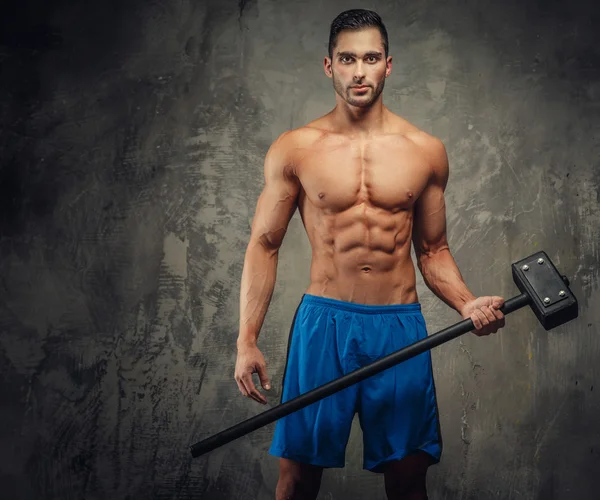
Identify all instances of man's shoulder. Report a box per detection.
[388,114,448,171]
[270,119,331,154]
[387,113,444,151]
[385,113,449,184]
[265,123,326,179]
[291,116,333,142]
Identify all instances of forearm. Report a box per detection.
[238,240,279,348]
[417,248,476,314]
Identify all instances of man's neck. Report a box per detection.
[331,98,387,136]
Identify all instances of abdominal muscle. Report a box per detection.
[302,203,420,305]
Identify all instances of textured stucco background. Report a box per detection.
[1,0,599,499]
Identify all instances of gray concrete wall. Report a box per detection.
[1,0,598,498]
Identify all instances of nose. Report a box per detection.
[353,62,366,81]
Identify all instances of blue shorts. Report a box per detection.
[268,294,443,472]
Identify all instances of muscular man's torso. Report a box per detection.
[286,110,436,305]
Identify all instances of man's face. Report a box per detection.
[325,27,392,108]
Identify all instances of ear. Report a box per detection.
[385,56,393,77]
[324,56,333,78]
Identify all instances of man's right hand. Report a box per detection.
[234,344,271,405]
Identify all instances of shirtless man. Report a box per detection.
[234,9,505,500]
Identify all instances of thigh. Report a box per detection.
[269,303,358,467]
[358,314,442,472]
[271,383,356,467]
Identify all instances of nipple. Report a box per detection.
[318,192,325,199]
[407,191,413,198]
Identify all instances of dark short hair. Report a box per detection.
[328,9,389,58]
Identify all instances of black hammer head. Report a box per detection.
[511,251,578,331]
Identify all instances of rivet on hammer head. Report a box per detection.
[538,258,545,264]
[522,265,529,271]
[544,297,551,304]
[559,290,566,297]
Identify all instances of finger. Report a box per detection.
[242,373,266,404]
[470,312,482,331]
[249,385,267,404]
[489,305,506,332]
[481,306,496,324]
[235,376,249,397]
[492,296,505,309]
[239,376,255,400]
[250,388,267,404]
[481,307,498,334]
[473,310,489,336]
[239,373,257,400]
[242,377,262,404]
[490,306,505,321]
[235,371,249,396]
[493,312,505,331]
[257,364,271,391]
[475,309,489,327]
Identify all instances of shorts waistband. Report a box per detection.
[301,294,422,315]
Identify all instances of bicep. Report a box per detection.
[412,139,450,256]
[412,182,448,255]
[250,134,300,250]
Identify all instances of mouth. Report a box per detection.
[351,86,369,90]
